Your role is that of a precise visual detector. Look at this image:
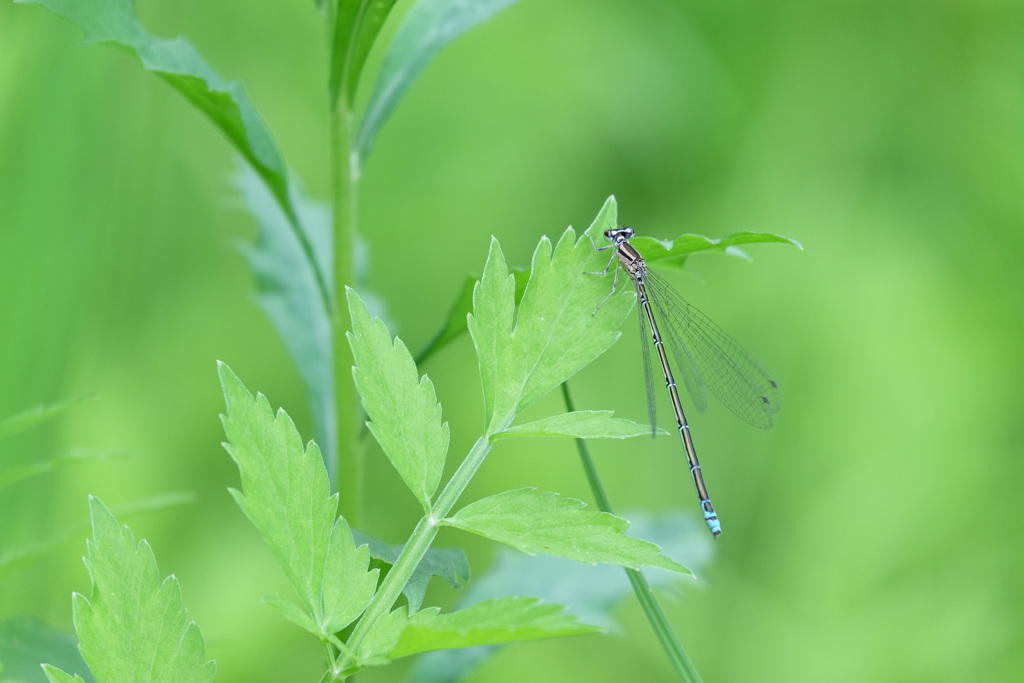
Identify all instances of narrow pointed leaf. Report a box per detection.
[71,497,215,682]
[416,274,478,367]
[0,395,93,441]
[0,450,127,491]
[389,597,600,659]
[443,489,689,573]
[16,0,329,306]
[354,0,522,171]
[329,0,364,105]
[332,0,401,107]
[491,411,666,441]
[631,230,803,272]
[480,197,635,432]
[347,289,449,509]
[219,362,376,636]
[353,531,469,612]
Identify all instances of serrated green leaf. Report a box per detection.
[218,362,377,636]
[16,0,329,307]
[353,531,469,612]
[234,165,337,479]
[475,199,635,433]
[347,289,449,510]
[321,518,380,633]
[41,665,86,683]
[443,489,690,574]
[0,616,92,683]
[0,395,93,441]
[491,411,666,441]
[466,239,515,428]
[408,512,712,683]
[72,497,215,682]
[416,268,529,368]
[389,597,600,660]
[354,0,522,171]
[629,230,803,272]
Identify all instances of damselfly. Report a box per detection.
[591,227,780,536]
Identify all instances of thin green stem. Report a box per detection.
[330,85,362,525]
[341,435,492,670]
[559,382,703,683]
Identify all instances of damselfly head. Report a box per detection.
[604,226,634,242]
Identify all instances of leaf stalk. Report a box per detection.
[560,382,703,683]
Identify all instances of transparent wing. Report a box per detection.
[643,269,781,429]
[633,280,659,437]
[643,277,708,416]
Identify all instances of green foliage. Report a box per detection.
[0,398,199,683]
[408,513,713,683]
[468,197,634,434]
[0,616,92,683]
[217,359,625,677]
[491,411,666,441]
[219,363,378,638]
[42,498,215,683]
[347,289,449,510]
[630,231,804,272]
[390,597,601,659]
[41,666,86,683]
[343,597,599,669]
[353,531,470,613]
[233,165,338,480]
[330,0,400,107]
[443,489,689,573]
[14,0,332,321]
[0,396,93,441]
[354,0,523,170]
[14,0,293,236]
[0,451,126,493]
[0,493,197,575]
[209,199,693,678]
[6,0,733,677]
[415,268,530,367]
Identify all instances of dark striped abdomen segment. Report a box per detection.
[636,277,722,536]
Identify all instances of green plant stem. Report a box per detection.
[559,382,703,683]
[341,435,493,671]
[330,83,362,525]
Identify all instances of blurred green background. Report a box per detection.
[2,0,1023,681]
